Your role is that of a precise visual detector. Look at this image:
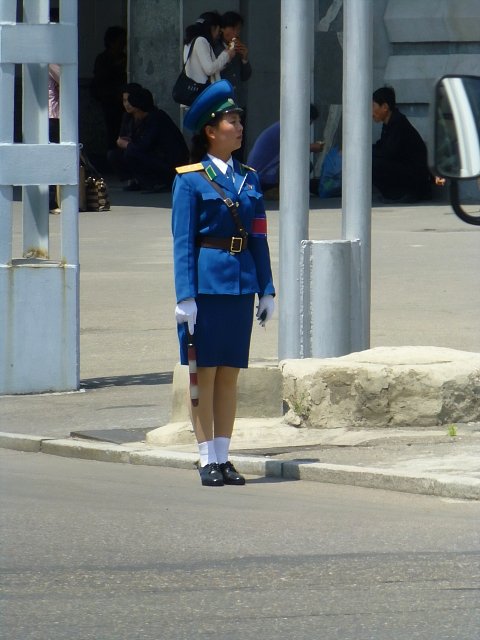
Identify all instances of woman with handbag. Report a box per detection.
[172,80,275,487]
[183,12,235,87]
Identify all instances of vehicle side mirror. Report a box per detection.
[432,75,480,226]
[433,75,480,179]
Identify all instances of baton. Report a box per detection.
[186,328,199,407]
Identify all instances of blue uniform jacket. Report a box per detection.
[172,157,275,303]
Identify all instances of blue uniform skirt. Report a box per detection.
[178,294,255,368]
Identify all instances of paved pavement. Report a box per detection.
[1,183,479,499]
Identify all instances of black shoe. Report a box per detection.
[219,461,245,485]
[199,463,224,487]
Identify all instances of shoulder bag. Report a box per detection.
[172,38,209,106]
[79,149,110,212]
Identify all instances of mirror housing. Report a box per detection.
[432,75,480,179]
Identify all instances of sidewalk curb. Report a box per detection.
[0,432,45,452]
[282,461,480,501]
[1,432,479,500]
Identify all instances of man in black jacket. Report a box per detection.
[372,86,432,201]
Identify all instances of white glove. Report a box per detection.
[175,298,197,334]
[256,295,275,327]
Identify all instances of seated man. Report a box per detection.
[372,86,432,201]
[108,87,189,191]
[247,104,323,196]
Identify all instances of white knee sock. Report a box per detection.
[213,436,231,464]
[199,440,217,467]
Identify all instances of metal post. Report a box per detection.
[0,2,15,266]
[22,0,50,258]
[59,0,79,265]
[341,0,373,351]
[278,0,314,360]
[0,0,80,394]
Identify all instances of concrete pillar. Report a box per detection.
[128,0,182,124]
[300,240,361,358]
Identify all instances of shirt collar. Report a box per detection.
[207,154,234,175]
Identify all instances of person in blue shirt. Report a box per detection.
[172,80,275,487]
[247,104,323,196]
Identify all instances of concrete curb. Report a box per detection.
[0,432,46,452]
[282,461,480,501]
[41,438,132,464]
[1,431,479,500]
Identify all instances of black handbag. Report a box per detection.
[172,38,209,106]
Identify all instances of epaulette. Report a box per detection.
[176,162,204,174]
[240,163,257,173]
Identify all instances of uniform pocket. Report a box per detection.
[245,189,262,201]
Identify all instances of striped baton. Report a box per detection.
[187,329,199,406]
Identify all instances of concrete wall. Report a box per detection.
[128,0,241,126]
[78,0,128,160]
[78,0,127,79]
[241,0,281,153]
[128,0,180,123]
[382,0,480,140]
[81,0,480,161]
[127,0,280,154]
[312,0,480,148]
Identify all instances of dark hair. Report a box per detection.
[127,87,155,112]
[184,11,221,45]
[190,132,209,163]
[189,113,224,162]
[372,86,396,111]
[104,26,127,49]
[220,11,244,29]
[122,82,142,94]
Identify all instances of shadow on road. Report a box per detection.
[81,371,173,389]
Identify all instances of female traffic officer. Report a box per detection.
[172,80,275,487]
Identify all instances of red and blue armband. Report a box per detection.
[250,216,268,238]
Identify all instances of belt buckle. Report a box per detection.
[230,236,242,253]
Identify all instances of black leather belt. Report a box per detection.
[196,235,248,253]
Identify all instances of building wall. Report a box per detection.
[382,0,480,140]
[314,0,480,154]
[129,0,240,125]
[82,0,480,163]
[78,0,128,159]
[128,0,180,122]
[240,0,281,152]
[78,0,128,79]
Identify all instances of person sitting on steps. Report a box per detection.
[108,87,189,192]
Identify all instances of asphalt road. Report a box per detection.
[2,450,479,640]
